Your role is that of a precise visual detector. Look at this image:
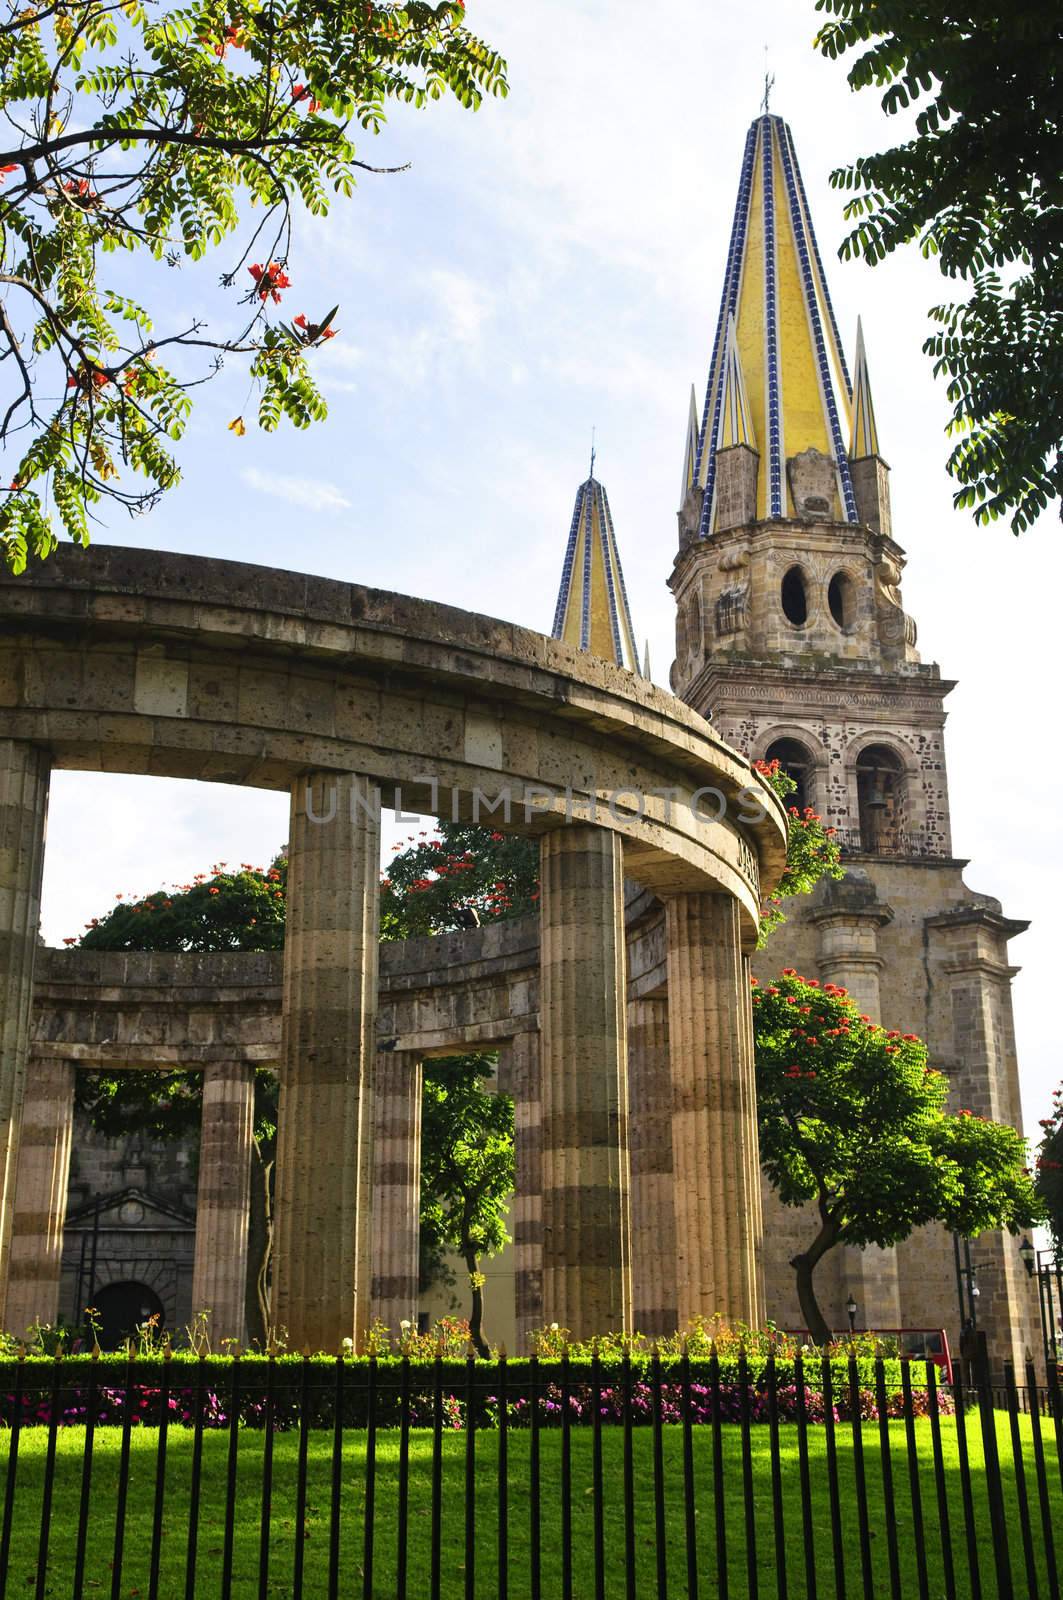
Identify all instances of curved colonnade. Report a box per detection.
[0,547,786,1349]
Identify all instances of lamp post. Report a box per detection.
[952,1232,980,1331]
[1018,1237,1062,1371]
[846,1294,858,1336]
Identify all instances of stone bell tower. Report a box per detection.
[669,111,1040,1375]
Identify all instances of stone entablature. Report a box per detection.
[1,546,782,920]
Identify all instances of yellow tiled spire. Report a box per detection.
[719,312,756,450]
[693,114,860,534]
[849,317,881,460]
[551,460,641,674]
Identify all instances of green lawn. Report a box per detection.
[1,1416,1059,1598]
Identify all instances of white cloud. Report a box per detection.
[241,467,351,513]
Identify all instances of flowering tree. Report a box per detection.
[754,970,1041,1344]
[751,758,844,945]
[1035,1082,1063,1246]
[0,1,506,571]
[75,854,287,950]
[380,822,539,938]
[419,1053,513,1356]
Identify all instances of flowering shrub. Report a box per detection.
[0,1364,950,1432]
[1035,1079,1063,1246]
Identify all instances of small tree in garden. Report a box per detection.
[419,1054,513,1357]
[754,970,1042,1344]
[1035,1080,1063,1246]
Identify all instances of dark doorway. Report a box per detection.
[92,1281,165,1350]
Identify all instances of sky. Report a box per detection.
[32,0,1061,1161]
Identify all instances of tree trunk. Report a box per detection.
[463,1246,489,1358]
[791,1215,841,1347]
[246,1136,274,1346]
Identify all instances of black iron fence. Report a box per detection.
[0,1342,1061,1598]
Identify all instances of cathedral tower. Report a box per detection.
[670,112,1038,1374]
[552,458,642,674]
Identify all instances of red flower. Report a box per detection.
[782,968,796,977]
[248,262,291,303]
[208,887,220,896]
[63,936,77,945]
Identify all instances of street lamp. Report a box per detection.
[952,1232,980,1330]
[846,1294,857,1335]
[1016,1237,1063,1369]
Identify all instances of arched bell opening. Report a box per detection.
[855,745,906,854]
[765,736,815,815]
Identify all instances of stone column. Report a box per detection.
[0,741,50,1327]
[539,827,631,1339]
[191,1061,255,1344]
[370,1050,423,1338]
[273,772,380,1352]
[665,892,762,1327]
[627,998,677,1336]
[504,1030,543,1352]
[5,1055,74,1335]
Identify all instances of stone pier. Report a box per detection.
[505,1030,543,1351]
[810,891,901,1329]
[5,1056,74,1335]
[370,1050,423,1337]
[539,827,631,1339]
[191,1062,256,1344]
[666,892,762,1327]
[272,772,381,1352]
[0,741,50,1326]
[627,997,677,1336]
